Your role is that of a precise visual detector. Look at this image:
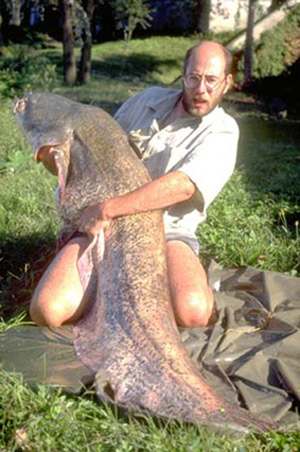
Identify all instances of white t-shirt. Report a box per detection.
[115,86,239,243]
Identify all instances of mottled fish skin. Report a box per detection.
[14,92,278,433]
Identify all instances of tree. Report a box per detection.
[78,0,94,84]
[59,0,97,85]
[8,0,25,26]
[115,0,153,50]
[244,0,257,83]
[0,0,4,46]
[60,0,77,84]
[193,0,211,34]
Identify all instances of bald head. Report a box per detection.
[181,40,233,117]
[183,41,232,77]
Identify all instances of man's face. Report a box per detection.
[182,45,232,118]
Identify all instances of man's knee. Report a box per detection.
[176,291,214,328]
[29,236,89,328]
[30,295,66,328]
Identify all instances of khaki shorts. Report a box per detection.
[165,233,199,255]
[59,231,200,256]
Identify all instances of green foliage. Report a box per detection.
[73,1,92,46]
[253,4,300,77]
[115,0,154,50]
[0,45,57,98]
[0,100,59,314]
[1,370,299,452]
[198,115,299,275]
[198,170,299,275]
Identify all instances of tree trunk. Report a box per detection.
[9,0,23,26]
[194,0,211,34]
[244,0,257,83]
[0,0,4,46]
[60,0,77,85]
[78,0,94,84]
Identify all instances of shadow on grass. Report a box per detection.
[43,49,179,86]
[91,53,178,84]
[86,100,122,116]
[237,117,300,196]
[0,234,57,320]
[234,115,300,235]
[54,90,122,117]
[98,100,122,116]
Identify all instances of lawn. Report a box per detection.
[0,36,299,450]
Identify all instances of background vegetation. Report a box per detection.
[0,7,299,451]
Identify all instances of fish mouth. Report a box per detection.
[34,146,43,161]
[33,142,59,162]
[32,139,53,162]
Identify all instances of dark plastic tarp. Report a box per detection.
[1,262,299,427]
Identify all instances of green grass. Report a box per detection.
[0,36,299,450]
[1,372,299,452]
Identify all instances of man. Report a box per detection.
[30,40,239,329]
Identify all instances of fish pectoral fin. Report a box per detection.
[95,371,115,403]
[77,232,105,292]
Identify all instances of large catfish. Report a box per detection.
[13,92,276,433]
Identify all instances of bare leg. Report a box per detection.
[30,237,213,329]
[30,236,90,327]
[166,240,214,327]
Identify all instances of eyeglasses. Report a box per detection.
[183,73,225,92]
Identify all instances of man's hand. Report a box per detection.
[78,171,195,239]
[78,202,111,238]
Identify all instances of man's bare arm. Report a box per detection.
[79,170,196,237]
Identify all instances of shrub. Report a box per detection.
[0,45,57,98]
[253,4,300,78]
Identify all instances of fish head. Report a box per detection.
[13,92,76,202]
[13,92,73,161]
[13,92,76,200]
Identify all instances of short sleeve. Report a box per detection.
[177,120,239,212]
[114,93,142,132]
